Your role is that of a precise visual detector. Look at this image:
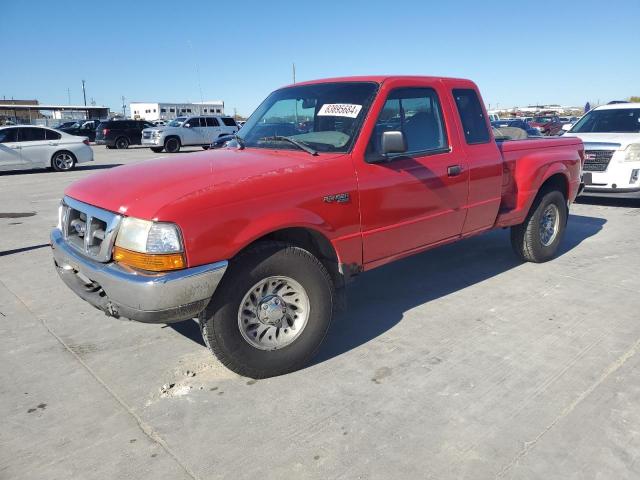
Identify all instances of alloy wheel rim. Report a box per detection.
[539,204,560,246]
[238,276,310,350]
[55,153,73,170]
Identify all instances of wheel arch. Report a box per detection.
[235,226,346,289]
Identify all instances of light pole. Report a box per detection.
[82,80,87,106]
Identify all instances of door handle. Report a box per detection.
[10,145,21,149]
[447,165,463,177]
[48,142,59,146]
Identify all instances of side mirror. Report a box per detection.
[381,130,407,155]
[184,123,192,128]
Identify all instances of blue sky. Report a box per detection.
[3,0,639,116]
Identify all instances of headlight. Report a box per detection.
[624,144,640,162]
[152,130,162,137]
[114,217,185,271]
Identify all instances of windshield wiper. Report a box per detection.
[234,134,246,150]
[259,136,318,156]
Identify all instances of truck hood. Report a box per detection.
[563,132,640,150]
[64,148,335,219]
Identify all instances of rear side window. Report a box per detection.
[206,117,220,127]
[221,117,236,127]
[45,129,61,140]
[453,89,490,144]
[0,128,18,143]
[19,127,46,141]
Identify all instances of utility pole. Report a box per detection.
[121,96,126,117]
[67,88,71,105]
[292,63,296,84]
[82,80,87,106]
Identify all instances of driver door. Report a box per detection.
[183,117,205,145]
[354,85,469,264]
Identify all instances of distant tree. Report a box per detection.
[584,102,591,113]
[629,96,640,103]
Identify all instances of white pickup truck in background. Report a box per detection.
[565,103,640,198]
[142,115,238,153]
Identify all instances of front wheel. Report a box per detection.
[200,242,334,378]
[510,189,567,263]
[164,137,181,153]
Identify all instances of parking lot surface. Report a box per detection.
[1,146,639,479]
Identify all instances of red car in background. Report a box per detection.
[530,115,563,135]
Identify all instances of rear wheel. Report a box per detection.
[202,145,210,150]
[150,147,164,153]
[164,137,181,153]
[510,189,567,262]
[115,137,129,149]
[199,242,334,378]
[51,151,76,172]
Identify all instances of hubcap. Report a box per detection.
[539,204,560,246]
[238,276,310,350]
[55,153,73,170]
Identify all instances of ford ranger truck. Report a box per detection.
[51,76,584,378]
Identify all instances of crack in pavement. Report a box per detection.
[0,278,200,480]
[494,334,640,478]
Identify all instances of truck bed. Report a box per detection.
[495,136,584,227]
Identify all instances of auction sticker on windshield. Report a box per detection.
[318,104,362,118]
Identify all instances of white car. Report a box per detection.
[564,103,640,198]
[141,115,238,153]
[0,125,94,172]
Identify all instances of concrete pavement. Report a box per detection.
[1,146,639,479]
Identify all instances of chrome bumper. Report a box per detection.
[50,229,227,323]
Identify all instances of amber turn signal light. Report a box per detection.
[113,246,185,272]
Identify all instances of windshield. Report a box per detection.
[533,116,554,123]
[168,117,187,127]
[237,82,378,153]
[570,108,640,133]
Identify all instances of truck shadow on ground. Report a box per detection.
[311,213,606,365]
[169,214,606,357]
[0,164,123,176]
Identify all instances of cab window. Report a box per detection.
[367,87,448,159]
[453,89,490,144]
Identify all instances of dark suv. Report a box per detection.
[95,120,155,149]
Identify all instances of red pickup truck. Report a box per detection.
[51,76,584,378]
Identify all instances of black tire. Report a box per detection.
[200,242,334,378]
[150,147,164,153]
[202,145,210,150]
[115,137,129,149]
[164,137,181,153]
[51,151,77,172]
[510,189,567,263]
[106,145,116,150]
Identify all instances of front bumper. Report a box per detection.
[141,137,161,145]
[51,229,227,323]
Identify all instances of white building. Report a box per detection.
[130,101,224,121]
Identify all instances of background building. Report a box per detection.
[130,101,224,121]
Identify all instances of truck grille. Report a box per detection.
[60,196,122,262]
[583,150,614,172]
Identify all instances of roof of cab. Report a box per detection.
[281,75,475,88]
